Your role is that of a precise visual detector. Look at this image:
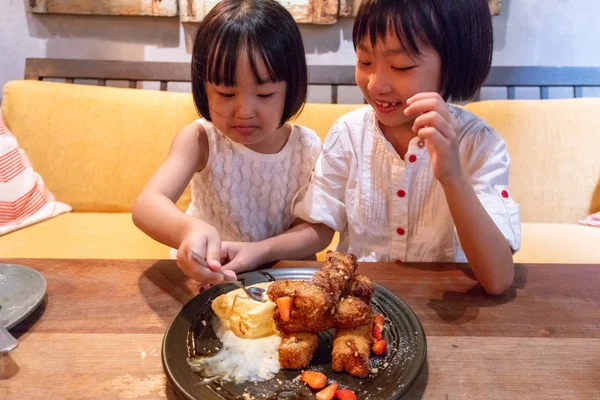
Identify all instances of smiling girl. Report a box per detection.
[232,0,521,295]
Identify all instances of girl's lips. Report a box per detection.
[233,126,257,136]
[372,100,402,114]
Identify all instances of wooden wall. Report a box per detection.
[27,0,502,24]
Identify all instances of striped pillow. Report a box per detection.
[0,118,71,236]
[579,212,600,228]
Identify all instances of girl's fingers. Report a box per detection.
[406,92,441,105]
[180,246,224,283]
[412,111,453,138]
[205,233,222,270]
[221,269,238,281]
[404,96,452,123]
[219,244,230,262]
[417,127,447,150]
[181,259,224,284]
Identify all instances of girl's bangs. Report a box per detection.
[205,28,279,86]
[354,1,436,58]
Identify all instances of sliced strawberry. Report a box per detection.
[372,339,387,355]
[301,370,327,389]
[372,324,383,341]
[374,313,385,330]
[276,296,292,322]
[335,388,358,400]
[316,383,339,400]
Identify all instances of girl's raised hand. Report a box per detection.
[404,92,464,186]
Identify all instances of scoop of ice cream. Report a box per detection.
[211,282,276,339]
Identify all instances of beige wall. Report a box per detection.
[1,0,600,102]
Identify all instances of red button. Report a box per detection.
[408,154,417,163]
[397,190,406,198]
[501,190,509,199]
[397,227,405,235]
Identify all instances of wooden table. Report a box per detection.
[0,259,598,399]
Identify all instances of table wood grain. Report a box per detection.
[1,259,598,399]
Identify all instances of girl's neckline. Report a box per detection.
[210,121,299,162]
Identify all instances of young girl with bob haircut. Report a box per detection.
[133,0,324,285]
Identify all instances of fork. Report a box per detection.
[189,250,265,302]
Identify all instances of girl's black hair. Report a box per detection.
[191,0,307,126]
[353,0,493,102]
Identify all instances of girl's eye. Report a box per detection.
[392,66,416,71]
[218,92,235,98]
[358,61,372,66]
[257,93,275,99]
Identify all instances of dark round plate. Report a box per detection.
[162,268,426,400]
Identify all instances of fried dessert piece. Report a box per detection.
[274,305,334,333]
[311,251,358,299]
[267,280,304,300]
[348,274,374,305]
[278,332,319,369]
[269,281,334,333]
[331,325,373,378]
[269,250,359,334]
[293,282,335,319]
[333,296,373,329]
[271,251,377,377]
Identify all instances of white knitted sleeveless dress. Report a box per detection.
[184,119,321,242]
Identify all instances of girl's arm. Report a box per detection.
[132,123,229,283]
[442,177,514,295]
[405,93,514,295]
[261,220,335,262]
[219,220,334,274]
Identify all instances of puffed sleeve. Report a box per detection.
[293,122,353,232]
[459,125,522,253]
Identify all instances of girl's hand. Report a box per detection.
[404,93,464,186]
[176,222,235,285]
[220,241,271,274]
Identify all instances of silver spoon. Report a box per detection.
[189,251,266,302]
[0,325,18,353]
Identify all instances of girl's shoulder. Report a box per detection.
[450,105,504,145]
[324,105,375,145]
[333,105,375,131]
[288,124,322,155]
[168,120,210,173]
[450,105,509,162]
[175,119,208,147]
[192,118,218,138]
[291,124,320,143]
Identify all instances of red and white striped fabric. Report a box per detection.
[579,211,600,228]
[0,118,71,236]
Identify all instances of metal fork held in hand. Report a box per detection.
[189,251,265,302]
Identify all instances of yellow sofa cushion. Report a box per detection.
[0,213,169,259]
[513,223,600,264]
[2,80,198,212]
[464,99,600,223]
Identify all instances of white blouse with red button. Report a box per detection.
[293,105,521,262]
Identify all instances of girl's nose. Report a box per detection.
[367,71,392,95]
[236,98,256,119]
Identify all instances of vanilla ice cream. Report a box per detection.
[210,282,277,339]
